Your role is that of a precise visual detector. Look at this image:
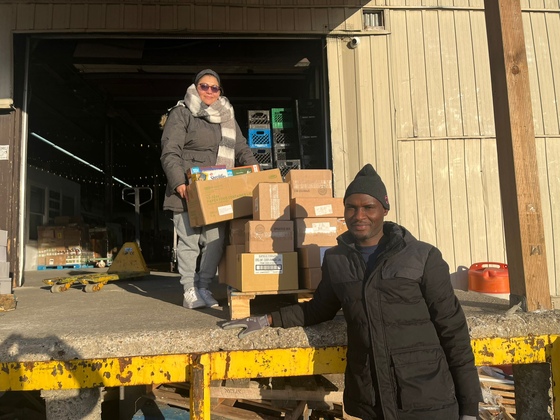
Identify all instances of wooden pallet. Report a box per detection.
[227,287,315,320]
[480,377,516,419]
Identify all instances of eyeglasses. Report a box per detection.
[198,83,221,94]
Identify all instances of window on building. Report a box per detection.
[363,10,384,30]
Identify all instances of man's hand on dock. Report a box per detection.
[221,315,270,338]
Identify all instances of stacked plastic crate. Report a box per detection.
[271,107,301,178]
[247,110,273,170]
[295,99,323,169]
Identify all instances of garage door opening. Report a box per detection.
[17,36,330,270]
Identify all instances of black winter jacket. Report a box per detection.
[271,222,482,419]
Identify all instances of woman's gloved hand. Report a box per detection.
[221,315,270,338]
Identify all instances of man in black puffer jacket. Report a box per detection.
[222,164,482,419]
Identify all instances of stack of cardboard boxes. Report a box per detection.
[216,169,347,293]
[0,229,10,295]
[36,217,94,267]
[287,170,346,289]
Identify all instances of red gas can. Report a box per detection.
[468,262,510,295]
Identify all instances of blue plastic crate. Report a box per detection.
[248,128,272,148]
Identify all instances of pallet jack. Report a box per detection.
[43,241,150,293]
[44,187,154,293]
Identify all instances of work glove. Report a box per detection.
[221,315,270,338]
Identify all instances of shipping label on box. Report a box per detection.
[245,220,294,253]
[285,169,333,198]
[297,245,331,268]
[290,197,344,219]
[187,168,283,227]
[225,252,298,292]
[295,218,339,247]
[253,182,290,221]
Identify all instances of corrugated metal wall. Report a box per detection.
[1,0,559,293]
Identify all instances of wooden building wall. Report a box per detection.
[0,0,559,295]
[327,1,560,293]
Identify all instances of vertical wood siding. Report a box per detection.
[374,5,558,290]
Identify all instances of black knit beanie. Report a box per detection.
[343,164,390,210]
[194,69,222,92]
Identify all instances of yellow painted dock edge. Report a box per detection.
[0,336,558,419]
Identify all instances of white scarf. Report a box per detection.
[183,84,236,168]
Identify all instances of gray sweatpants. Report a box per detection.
[173,211,225,291]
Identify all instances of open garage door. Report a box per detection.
[18,36,330,270]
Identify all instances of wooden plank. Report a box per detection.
[370,36,395,215]
[541,137,560,295]
[415,141,437,244]
[431,140,456,268]
[484,0,551,310]
[530,11,558,134]
[481,139,507,263]
[448,140,472,268]
[210,387,344,403]
[439,10,463,138]
[212,403,271,419]
[522,11,544,136]
[407,10,430,138]
[325,37,349,198]
[391,10,414,139]
[465,139,489,262]
[423,10,446,138]
[455,10,479,136]
[356,35,375,165]
[227,289,315,320]
[471,10,495,136]
[397,141,419,236]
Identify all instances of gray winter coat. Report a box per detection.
[160,104,257,212]
[271,222,482,419]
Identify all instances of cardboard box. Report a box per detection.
[222,244,245,284]
[187,169,283,227]
[253,182,290,221]
[225,252,298,292]
[0,262,9,277]
[290,197,344,219]
[336,218,348,236]
[285,169,333,198]
[228,218,251,245]
[44,255,67,266]
[295,218,339,247]
[298,245,331,268]
[300,267,322,290]
[0,277,12,294]
[0,246,6,263]
[245,220,294,253]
